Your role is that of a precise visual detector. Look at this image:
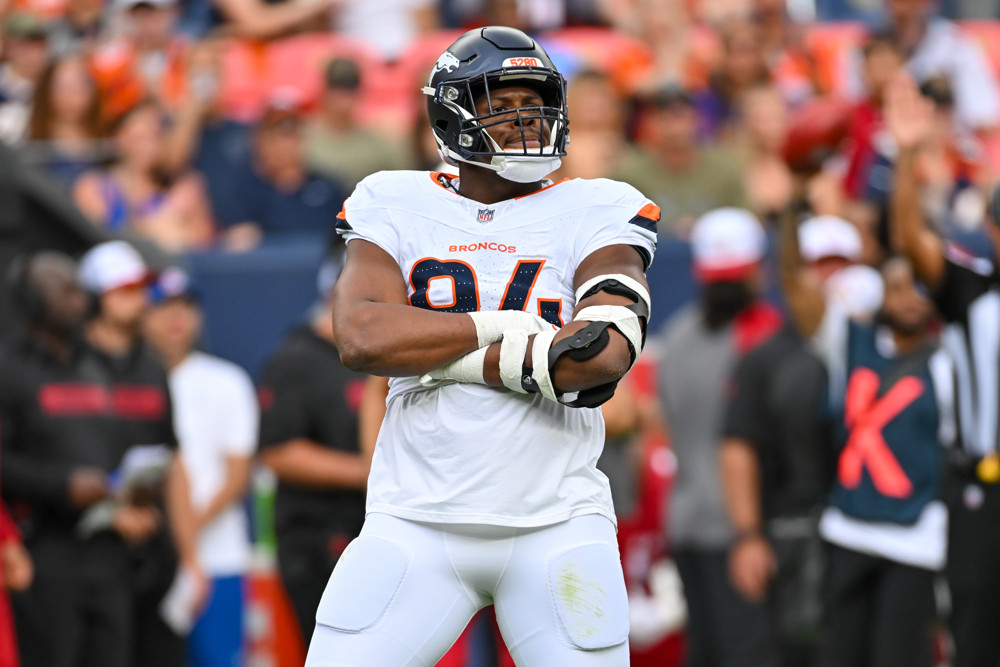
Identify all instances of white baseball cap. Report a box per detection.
[690,208,767,282]
[824,264,884,321]
[78,241,151,293]
[798,215,862,263]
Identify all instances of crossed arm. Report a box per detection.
[330,239,647,394]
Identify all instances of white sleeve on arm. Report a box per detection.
[222,365,259,457]
[575,180,658,271]
[811,301,850,404]
[335,173,402,261]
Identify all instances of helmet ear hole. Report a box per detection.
[435,119,449,132]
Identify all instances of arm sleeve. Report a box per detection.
[221,367,259,457]
[934,244,995,324]
[810,301,850,405]
[335,174,402,263]
[257,355,310,451]
[576,180,659,271]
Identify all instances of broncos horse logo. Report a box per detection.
[434,52,460,74]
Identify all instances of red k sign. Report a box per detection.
[840,368,924,498]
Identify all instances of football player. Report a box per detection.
[306,26,659,666]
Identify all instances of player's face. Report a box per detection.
[473,85,551,153]
[880,257,933,336]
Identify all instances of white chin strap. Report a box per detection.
[489,148,562,183]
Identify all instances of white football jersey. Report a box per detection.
[338,170,658,527]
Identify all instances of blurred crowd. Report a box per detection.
[5,0,1000,666]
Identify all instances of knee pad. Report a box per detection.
[546,543,630,650]
[314,536,411,633]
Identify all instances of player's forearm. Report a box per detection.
[259,439,369,490]
[334,302,480,376]
[481,323,633,393]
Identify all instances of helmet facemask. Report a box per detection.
[424,67,570,183]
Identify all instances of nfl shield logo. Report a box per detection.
[477,208,495,223]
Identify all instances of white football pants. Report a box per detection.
[304,512,630,667]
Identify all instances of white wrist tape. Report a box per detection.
[419,346,489,388]
[528,329,559,401]
[468,310,554,348]
[498,329,530,393]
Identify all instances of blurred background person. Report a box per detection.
[655,208,782,667]
[694,17,771,142]
[782,208,951,667]
[303,57,414,195]
[74,101,215,252]
[257,254,370,649]
[25,55,109,189]
[612,85,747,235]
[845,0,1000,134]
[218,90,345,252]
[144,267,257,667]
[888,72,1000,667]
[553,68,643,181]
[0,12,50,145]
[0,497,32,667]
[159,39,254,231]
[47,0,107,57]
[732,83,794,225]
[77,240,192,667]
[1,251,157,667]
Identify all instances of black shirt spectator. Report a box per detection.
[724,325,833,521]
[0,336,122,539]
[258,324,368,644]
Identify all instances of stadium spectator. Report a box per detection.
[1,251,156,667]
[159,39,254,227]
[47,0,106,57]
[73,101,215,252]
[842,31,906,203]
[144,267,257,667]
[887,71,1000,667]
[608,0,715,96]
[695,18,771,142]
[752,0,815,105]
[330,0,438,61]
[733,83,794,225]
[192,0,334,39]
[782,208,952,667]
[553,68,643,181]
[77,240,192,667]
[303,57,415,194]
[217,90,345,252]
[0,499,31,667]
[612,85,747,234]
[845,0,1000,132]
[720,319,831,667]
[0,12,49,145]
[25,55,109,189]
[720,212,860,666]
[656,208,782,667]
[257,253,370,646]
